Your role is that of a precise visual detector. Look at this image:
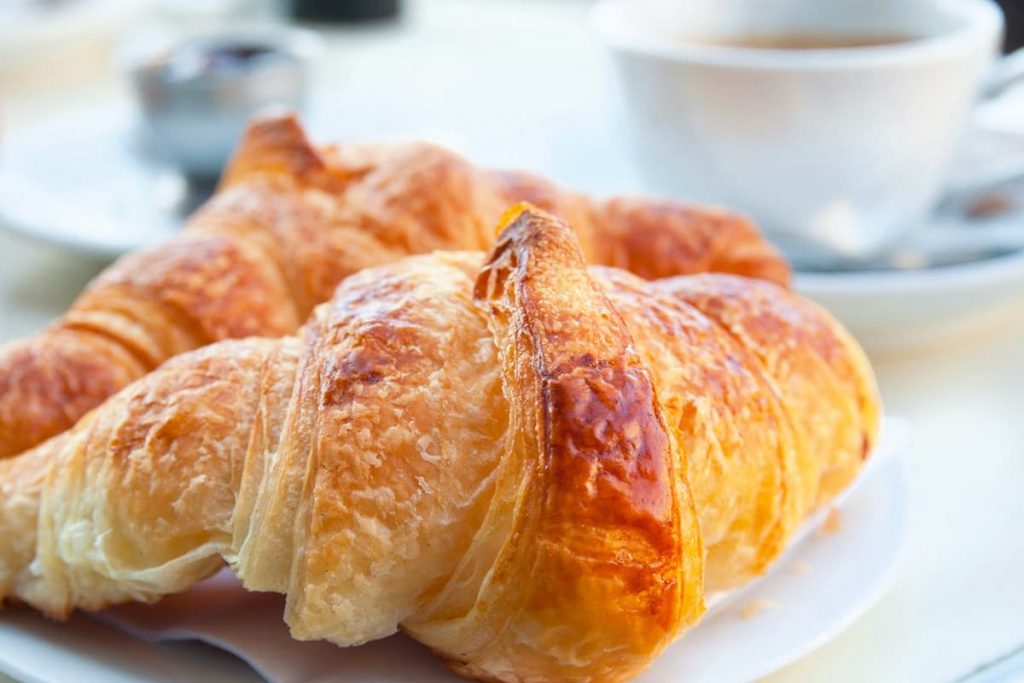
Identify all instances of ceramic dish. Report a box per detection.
[797,251,1024,355]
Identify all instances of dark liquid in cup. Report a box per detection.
[688,32,917,49]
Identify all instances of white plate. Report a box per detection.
[0,418,910,683]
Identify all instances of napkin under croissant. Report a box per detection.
[0,206,878,682]
[0,114,788,459]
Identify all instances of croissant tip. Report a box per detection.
[476,202,589,304]
[220,110,324,188]
[248,105,302,127]
[236,108,310,151]
[494,201,540,237]
[493,202,579,243]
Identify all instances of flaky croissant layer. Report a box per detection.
[0,113,789,459]
[0,207,878,682]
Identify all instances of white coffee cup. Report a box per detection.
[592,0,1003,259]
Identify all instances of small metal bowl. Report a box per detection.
[120,25,322,178]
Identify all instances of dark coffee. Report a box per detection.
[688,32,917,50]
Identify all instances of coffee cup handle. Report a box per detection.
[983,48,1024,98]
[943,48,1024,202]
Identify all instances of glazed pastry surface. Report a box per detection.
[0,207,876,682]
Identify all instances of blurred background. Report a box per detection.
[0,1,1023,682]
[3,0,1024,351]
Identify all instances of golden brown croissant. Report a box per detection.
[0,114,788,460]
[0,207,876,682]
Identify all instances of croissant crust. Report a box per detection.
[0,206,876,682]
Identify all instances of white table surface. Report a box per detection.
[1,1,1023,682]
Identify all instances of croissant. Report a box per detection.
[0,115,788,460]
[0,206,876,681]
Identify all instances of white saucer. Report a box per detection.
[0,105,188,259]
[796,250,1024,356]
[0,418,910,683]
